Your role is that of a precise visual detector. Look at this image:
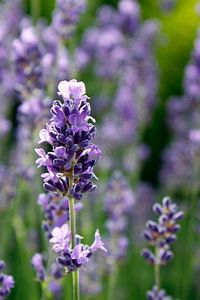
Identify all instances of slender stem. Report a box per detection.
[154,263,160,289]
[72,269,80,300]
[31,0,40,23]
[154,248,160,289]
[107,265,118,300]
[69,195,76,248]
[68,193,80,300]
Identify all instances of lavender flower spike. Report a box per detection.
[142,196,184,299]
[36,79,104,300]
[36,79,100,199]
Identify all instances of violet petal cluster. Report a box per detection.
[50,224,107,273]
[142,197,184,266]
[147,285,172,300]
[36,79,101,199]
[0,261,14,300]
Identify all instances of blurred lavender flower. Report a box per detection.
[161,28,200,191]
[52,0,86,40]
[0,261,14,300]
[13,26,45,97]
[104,171,135,262]
[0,165,16,210]
[147,285,172,300]
[160,0,176,12]
[31,253,46,281]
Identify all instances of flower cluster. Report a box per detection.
[104,171,135,261]
[147,285,172,300]
[0,261,14,300]
[142,197,184,266]
[50,224,106,273]
[36,79,101,199]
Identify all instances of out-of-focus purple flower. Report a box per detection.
[36,79,100,199]
[52,0,86,40]
[147,285,172,300]
[160,0,176,13]
[118,0,140,34]
[0,261,14,299]
[104,171,134,261]
[189,129,200,142]
[0,165,16,210]
[31,253,46,281]
[13,26,45,96]
[160,139,200,190]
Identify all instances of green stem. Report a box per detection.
[69,195,80,300]
[31,0,40,23]
[107,265,118,300]
[154,263,160,289]
[154,248,160,289]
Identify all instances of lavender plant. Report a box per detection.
[36,79,106,300]
[142,197,184,299]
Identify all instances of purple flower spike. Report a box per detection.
[36,79,100,198]
[142,196,184,266]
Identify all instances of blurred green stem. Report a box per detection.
[69,195,80,300]
[31,0,40,23]
[154,248,160,289]
[107,265,118,300]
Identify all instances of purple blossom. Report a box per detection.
[90,230,107,253]
[50,224,71,253]
[31,253,46,281]
[0,261,14,299]
[147,285,172,300]
[50,226,106,273]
